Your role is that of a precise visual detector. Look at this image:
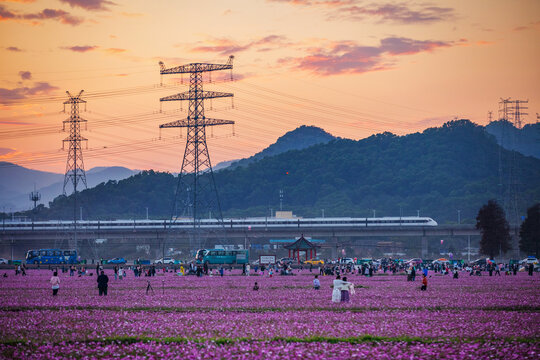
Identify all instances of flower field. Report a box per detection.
[0,269,538,359]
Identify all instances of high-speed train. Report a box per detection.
[2,217,437,231]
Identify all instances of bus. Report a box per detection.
[26,249,78,264]
[195,249,249,265]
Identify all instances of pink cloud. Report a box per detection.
[21,8,83,25]
[283,37,455,75]
[6,46,23,52]
[268,1,455,24]
[0,148,17,156]
[62,45,98,52]
[0,81,59,105]
[190,35,289,56]
[59,0,116,11]
[0,5,83,25]
[18,70,32,80]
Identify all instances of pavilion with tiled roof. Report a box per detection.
[283,234,320,263]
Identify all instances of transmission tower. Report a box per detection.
[497,98,529,228]
[158,56,235,248]
[505,99,528,228]
[29,184,41,210]
[63,90,88,195]
[62,90,88,250]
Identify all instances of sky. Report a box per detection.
[0,0,539,173]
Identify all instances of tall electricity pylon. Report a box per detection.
[62,90,87,250]
[158,56,235,242]
[63,90,88,195]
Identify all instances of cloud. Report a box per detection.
[281,36,454,75]
[0,148,17,156]
[21,8,83,25]
[513,25,529,32]
[18,71,32,80]
[59,0,115,11]
[0,4,83,25]
[268,1,456,24]
[379,37,451,55]
[6,46,23,52]
[333,3,455,24]
[0,4,17,20]
[0,81,59,105]
[189,35,289,56]
[104,47,127,54]
[62,45,98,52]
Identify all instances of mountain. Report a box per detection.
[0,162,63,211]
[0,163,139,211]
[485,120,540,159]
[27,120,540,224]
[224,125,336,170]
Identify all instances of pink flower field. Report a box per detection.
[0,269,538,359]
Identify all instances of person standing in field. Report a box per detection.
[313,275,320,290]
[421,274,428,291]
[50,271,60,296]
[340,277,353,303]
[332,275,342,303]
[97,270,109,296]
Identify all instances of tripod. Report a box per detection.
[146,280,154,295]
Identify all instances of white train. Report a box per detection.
[1,216,437,231]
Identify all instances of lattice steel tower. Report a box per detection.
[63,90,88,195]
[158,56,235,228]
[62,90,87,250]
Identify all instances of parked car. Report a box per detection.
[279,257,295,265]
[303,258,324,265]
[107,257,126,264]
[0,258,8,264]
[154,257,175,265]
[340,258,354,264]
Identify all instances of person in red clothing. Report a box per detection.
[421,274,427,291]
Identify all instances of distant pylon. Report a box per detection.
[62,90,88,195]
[158,56,235,232]
[29,184,41,210]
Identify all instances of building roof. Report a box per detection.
[283,234,319,250]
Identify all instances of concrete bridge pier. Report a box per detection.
[421,236,428,258]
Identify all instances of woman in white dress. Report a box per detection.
[332,275,343,303]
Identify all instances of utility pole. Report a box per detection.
[279,189,284,211]
[487,111,493,123]
[159,56,235,250]
[467,235,471,262]
[63,90,87,251]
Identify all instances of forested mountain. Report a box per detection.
[224,125,336,169]
[21,120,540,224]
[485,120,540,159]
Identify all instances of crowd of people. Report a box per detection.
[1,255,536,300]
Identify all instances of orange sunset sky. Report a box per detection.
[1,0,539,173]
